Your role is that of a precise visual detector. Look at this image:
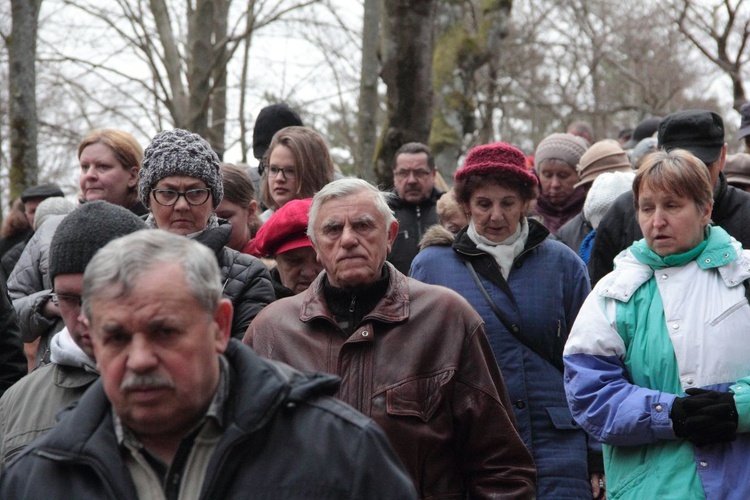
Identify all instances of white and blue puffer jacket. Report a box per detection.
[564,230,750,500]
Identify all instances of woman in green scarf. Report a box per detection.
[563,149,750,500]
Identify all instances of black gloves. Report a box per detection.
[671,388,738,446]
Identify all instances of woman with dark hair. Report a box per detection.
[0,199,32,264]
[565,149,750,499]
[260,126,334,222]
[411,142,597,498]
[216,163,261,253]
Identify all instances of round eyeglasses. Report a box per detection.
[152,188,211,206]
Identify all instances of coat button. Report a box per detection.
[661,274,668,280]
[515,400,525,409]
[686,377,694,385]
[361,331,369,337]
[655,404,663,413]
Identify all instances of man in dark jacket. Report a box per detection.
[590,109,750,284]
[387,142,444,274]
[0,229,416,499]
[246,179,536,498]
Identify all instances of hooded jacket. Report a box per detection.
[411,219,594,499]
[0,340,417,499]
[0,328,98,466]
[246,263,536,499]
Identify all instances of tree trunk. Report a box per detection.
[375,0,437,188]
[8,0,42,199]
[186,0,214,139]
[209,0,230,157]
[238,1,257,164]
[356,0,381,182]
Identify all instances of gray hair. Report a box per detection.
[307,178,396,244]
[83,229,223,319]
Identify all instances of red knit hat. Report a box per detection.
[250,198,313,257]
[455,142,538,186]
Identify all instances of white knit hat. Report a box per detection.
[583,171,635,229]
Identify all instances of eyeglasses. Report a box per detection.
[268,166,296,179]
[51,292,82,309]
[152,188,211,206]
[393,169,432,180]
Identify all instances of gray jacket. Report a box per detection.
[0,328,98,467]
[6,216,65,362]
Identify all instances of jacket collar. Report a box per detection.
[388,187,444,209]
[299,262,410,325]
[25,340,340,483]
[452,217,549,262]
[602,236,750,302]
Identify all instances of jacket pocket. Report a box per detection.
[385,370,454,422]
[546,406,578,430]
[709,298,748,326]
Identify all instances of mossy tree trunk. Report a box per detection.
[375,0,437,189]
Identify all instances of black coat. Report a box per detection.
[0,273,26,397]
[590,173,750,284]
[387,187,444,275]
[0,340,416,499]
[193,221,275,338]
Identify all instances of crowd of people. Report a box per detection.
[0,103,749,499]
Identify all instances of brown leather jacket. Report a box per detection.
[245,264,536,499]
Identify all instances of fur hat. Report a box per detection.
[534,133,588,170]
[139,129,223,209]
[455,142,538,186]
[576,140,631,188]
[49,201,147,281]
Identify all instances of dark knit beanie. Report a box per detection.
[534,133,589,170]
[253,104,303,160]
[455,142,538,186]
[139,129,223,209]
[49,201,148,281]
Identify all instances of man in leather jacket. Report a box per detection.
[246,178,536,499]
[0,230,416,499]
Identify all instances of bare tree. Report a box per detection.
[55,0,321,154]
[670,0,750,111]
[7,0,42,199]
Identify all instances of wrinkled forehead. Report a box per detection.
[315,193,383,226]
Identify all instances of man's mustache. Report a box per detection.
[120,372,175,392]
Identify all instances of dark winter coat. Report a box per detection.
[192,221,275,337]
[0,340,417,499]
[411,219,596,499]
[387,187,443,274]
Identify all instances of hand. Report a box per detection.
[671,388,737,446]
[590,472,605,499]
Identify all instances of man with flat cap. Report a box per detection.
[590,109,750,284]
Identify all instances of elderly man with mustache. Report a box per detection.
[0,229,416,499]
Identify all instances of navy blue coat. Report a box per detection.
[411,220,594,499]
